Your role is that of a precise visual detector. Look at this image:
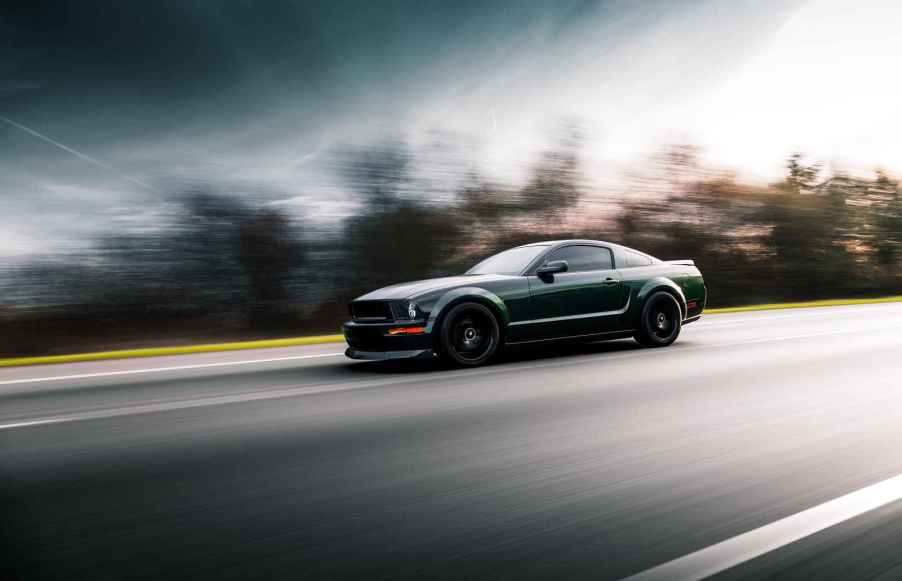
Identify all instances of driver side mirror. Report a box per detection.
[536,260,569,277]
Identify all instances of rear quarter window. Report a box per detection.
[622,251,653,267]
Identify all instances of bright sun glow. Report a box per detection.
[693,0,902,178]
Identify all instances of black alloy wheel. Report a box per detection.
[440,302,500,366]
[635,291,682,347]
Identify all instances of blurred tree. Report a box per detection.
[517,127,583,215]
[239,209,307,324]
[338,140,462,298]
[784,151,821,195]
[88,191,306,325]
[457,171,510,222]
[337,140,412,206]
[758,155,875,299]
[874,169,902,267]
[343,201,462,295]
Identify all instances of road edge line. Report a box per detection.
[624,472,902,581]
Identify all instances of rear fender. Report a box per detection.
[636,278,688,323]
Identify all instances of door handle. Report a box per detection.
[603,277,618,285]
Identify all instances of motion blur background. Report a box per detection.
[2,0,901,357]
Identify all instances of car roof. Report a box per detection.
[519,239,621,250]
[516,239,660,261]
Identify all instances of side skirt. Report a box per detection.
[505,329,636,346]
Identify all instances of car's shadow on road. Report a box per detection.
[344,338,645,375]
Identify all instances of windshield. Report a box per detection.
[466,245,548,275]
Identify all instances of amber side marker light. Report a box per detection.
[387,326,427,336]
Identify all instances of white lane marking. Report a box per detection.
[624,472,902,581]
[698,305,902,326]
[706,327,886,349]
[0,377,383,430]
[0,322,896,431]
[0,352,344,386]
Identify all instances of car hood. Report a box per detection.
[355,274,512,301]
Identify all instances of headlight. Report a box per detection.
[390,301,422,321]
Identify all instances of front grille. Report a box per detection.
[350,301,392,320]
[344,324,387,348]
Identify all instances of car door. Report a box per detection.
[517,245,624,340]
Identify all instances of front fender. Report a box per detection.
[635,278,688,322]
[425,287,509,333]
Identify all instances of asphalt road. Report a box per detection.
[4,304,902,580]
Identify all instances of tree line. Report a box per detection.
[1,138,900,356]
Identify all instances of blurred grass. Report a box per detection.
[706,296,902,314]
[3,296,902,367]
[0,335,344,368]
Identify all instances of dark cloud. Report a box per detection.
[2,1,694,136]
[0,0,799,257]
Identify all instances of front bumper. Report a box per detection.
[345,347,436,361]
[343,320,436,361]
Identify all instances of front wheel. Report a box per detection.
[439,302,501,367]
[635,291,682,348]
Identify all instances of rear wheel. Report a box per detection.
[635,291,682,348]
[439,302,500,367]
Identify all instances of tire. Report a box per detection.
[438,302,501,367]
[634,291,682,348]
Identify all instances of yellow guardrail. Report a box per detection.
[1,295,901,368]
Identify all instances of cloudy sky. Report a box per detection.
[2,0,900,257]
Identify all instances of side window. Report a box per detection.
[623,250,653,267]
[545,245,613,272]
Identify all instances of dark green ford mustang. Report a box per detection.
[343,240,706,366]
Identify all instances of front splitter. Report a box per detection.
[345,347,437,361]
